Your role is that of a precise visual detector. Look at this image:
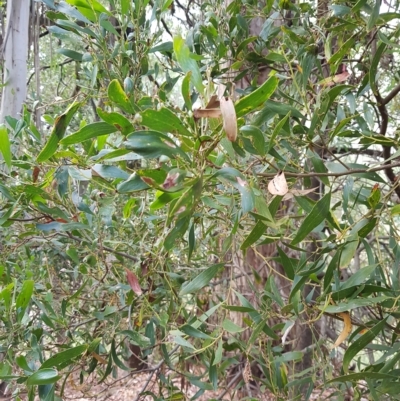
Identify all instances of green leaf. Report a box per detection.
[277,246,295,280]
[274,351,303,363]
[56,48,83,61]
[120,330,151,347]
[182,72,193,110]
[108,79,134,114]
[340,234,359,268]
[241,221,267,250]
[326,371,396,384]
[269,111,290,152]
[125,131,189,161]
[117,173,150,193]
[340,264,377,290]
[179,263,223,296]
[291,192,331,245]
[222,319,245,333]
[37,102,82,162]
[41,345,87,369]
[173,36,204,95]
[321,296,388,313]
[60,122,117,145]
[240,125,265,156]
[140,108,191,137]
[0,125,11,170]
[26,369,60,386]
[180,325,214,340]
[328,36,355,67]
[367,0,381,30]
[173,335,196,350]
[235,75,279,118]
[96,108,134,136]
[343,318,388,373]
[370,43,387,95]
[16,280,34,309]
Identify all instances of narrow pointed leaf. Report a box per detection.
[61,122,116,145]
[173,36,204,95]
[235,75,279,117]
[343,318,388,373]
[291,192,331,245]
[0,125,11,169]
[179,263,223,296]
[37,102,81,162]
[140,108,191,136]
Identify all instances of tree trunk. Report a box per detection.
[0,0,30,123]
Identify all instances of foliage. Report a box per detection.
[1,0,400,400]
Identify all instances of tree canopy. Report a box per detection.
[1,0,400,400]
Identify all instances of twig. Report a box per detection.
[257,160,400,178]
[217,369,242,400]
[133,345,180,401]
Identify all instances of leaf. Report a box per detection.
[0,125,11,170]
[220,96,237,142]
[340,264,377,290]
[180,325,214,340]
[117,173,150,193]
[173,36,204,95]
[125,131,189,161]
[108,79,134,114]
[328,36,355,67]
[181,72,193,110]
[40,345,88,369]
[321,296,388,313]
[173,335,196,350]
[125,269,142,295]
[120,330,151,348]
[56,48,83,61]
[241,221,267,250]
[179,263,223,296]
[37,102,81,162]
[326,371,397,384]
[340,234,359,268]
[342,317,388,373]
[291,192,331,245]
[26,369,60,386]
[140,108,191,137]
[332,312,352,348]
[240,125,265,156]
[60,122,117,145]
[16,280,34,309]
[96,108,134,136]
[222,319,245,333]
[277,246,295,280]
[235,75,279,117]
[370,43,386,95]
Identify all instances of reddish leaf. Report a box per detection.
[125,269,142,295]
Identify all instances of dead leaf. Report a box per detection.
[268,171,288,196]
[32,166,40,183]
[332,312,352,348]
[125,268,142,295]
[220,96,237,142]
[193,108,221,118]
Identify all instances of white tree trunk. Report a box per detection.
[0,0,29,123]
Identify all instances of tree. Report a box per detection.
[1,0,400,400]
[0,0,30,123]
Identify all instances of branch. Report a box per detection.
[27,58,74,86]
[256,160,400,178]
[58,232,139,262]
[374,87,400,200]
[133,345,180,401]
[382,81,400,105]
